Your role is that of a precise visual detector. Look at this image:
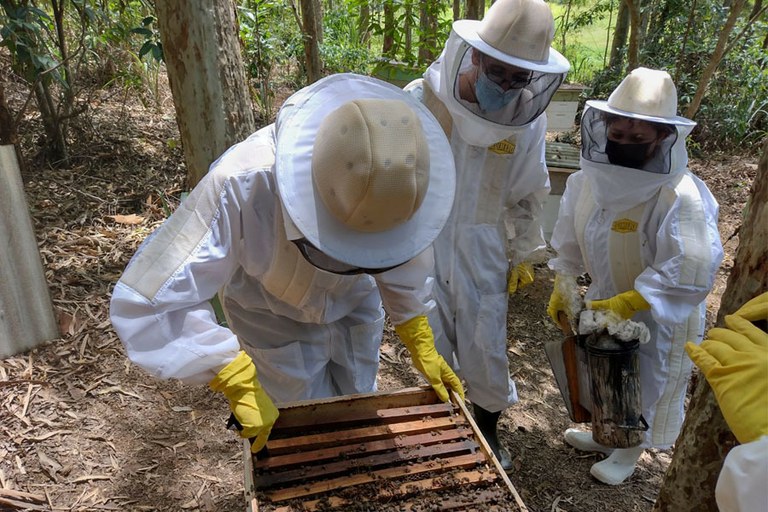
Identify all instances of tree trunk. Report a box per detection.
[465,0,483,20]
[0,82,18,146]
[155,0,256,187]
[684,0,747,119]
[358,1,370,46]
[300,0,323,84]
[561,0,574,53]
[418,0,438,66]
[383,0,395,57]
[405,2,413,61]
[453,0,460,20]
[654,140,768,511]
[674,0,699,83]
[624,0,641,71]
[0,82,25,174]
[609,0,630,71]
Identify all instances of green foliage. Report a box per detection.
[238,0,304,120]
[1,3,62,83]
[4,0,762,157]
[130,15,162,62]
[640,0,767,150]
[320,2,373,74]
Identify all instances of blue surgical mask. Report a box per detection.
[475,70,522,112]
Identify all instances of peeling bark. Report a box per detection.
[155,0,256,187]
[655,140,768,510]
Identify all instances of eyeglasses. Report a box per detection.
[292,238,403,275]
[482,59,533,90]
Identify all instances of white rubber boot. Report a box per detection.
[589,446,645,485]
[563,428,614,455]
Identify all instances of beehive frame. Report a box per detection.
[243,386,528,511]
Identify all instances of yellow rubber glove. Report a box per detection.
[547,274,567,325]
[508,262,535,294]
[395,315,465,402]
[209,351,279,453]
[685,292,768,444]
[587,289,650,320]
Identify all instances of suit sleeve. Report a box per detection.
[109,133,274,384]
[504,119,550,265]
[716,436,768,512]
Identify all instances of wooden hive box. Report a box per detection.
[243,386,528,511]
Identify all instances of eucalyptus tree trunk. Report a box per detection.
[383,0,395,57]
[0,82,24,173]
[684,0,748,119]
[300,0,323,83]
[155,0,256,187]
[624,0,641,70]
[418,0,439,66]
[465,0,483,20]
[609,0,630,71]
[357,1,370,45]
[654,140,768,511]
[405,2,413,60]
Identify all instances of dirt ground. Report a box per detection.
[0,78,758,512]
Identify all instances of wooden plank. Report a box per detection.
[254,426,474,471]
[255,439,478,488]
[452,392,529,512]
[243,439,258,512]
[545,141,580,170]
[270,401,455,436]
[264,415,468,455]
[272,468,500,512]
[263,452,487,502]
[271,386,440,430]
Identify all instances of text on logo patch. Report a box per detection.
[488,140,516,155]
[612,218,638,233]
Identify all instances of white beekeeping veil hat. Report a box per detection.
[275,74,456,271]
[453,0,569,74]
[428,0,571,144]
[586,67,695,126]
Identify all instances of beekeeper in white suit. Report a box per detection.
[109,73,464,453]
[547,68,724,485]
[405,0,570,468]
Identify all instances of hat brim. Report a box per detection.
[453,19,570,74]
[275,73,456,270]
[586,100,696,127]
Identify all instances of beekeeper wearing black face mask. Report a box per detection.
[404,0,570,470]
[547,68,724,485]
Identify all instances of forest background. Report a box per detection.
[0,1,766,511]
[1,0,766,169]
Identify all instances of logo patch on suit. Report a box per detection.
[488,139,516,155]
[612,218,638,233]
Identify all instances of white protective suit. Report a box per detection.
[548,105,724,448]
[717,436,768,512]
[406,31,567,412]
[109,77,446,404]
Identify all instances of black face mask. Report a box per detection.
[604,139,651,169]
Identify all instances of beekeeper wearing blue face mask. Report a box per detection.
[109,74,463,454]
[405,0,570,469]
[547,68,724,485]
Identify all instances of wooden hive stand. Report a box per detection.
[243,386,529,512]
